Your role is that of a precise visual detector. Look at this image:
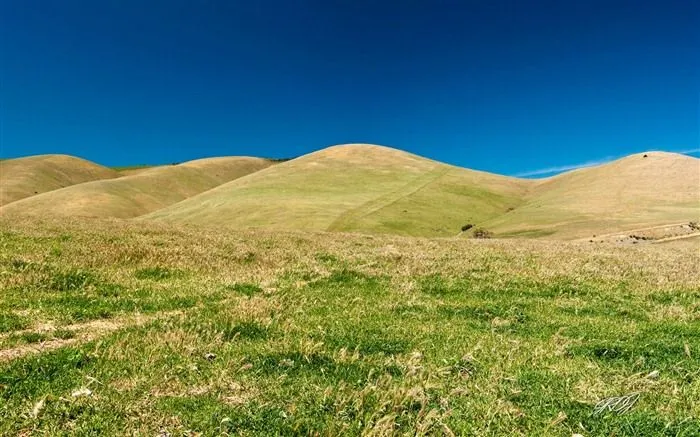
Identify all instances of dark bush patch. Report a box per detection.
[472,228,492,239]
[461,224,474,232]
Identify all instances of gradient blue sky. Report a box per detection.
[1,0,698,176]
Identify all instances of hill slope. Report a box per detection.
[0,154,119,206]
[143,144,531,236]
[0,157,273,218]
[4,147,696,240]
[479,152,700,239]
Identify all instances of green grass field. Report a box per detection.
[1,217,698,435]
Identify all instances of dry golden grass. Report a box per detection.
[0,154,118,206]
[2,215,697,308]
[142,146,699,239]
[0,157,273,218]
[144,144,530,236]
[483,152,700,239]
[3,146,697,241]
[0,311,180,362]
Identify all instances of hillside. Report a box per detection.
[0,157,273,219]
[0,154,118,206]
[114,165,158,176]
[479,152,700,239]
[143,144,531,236]
[3,147,696,239]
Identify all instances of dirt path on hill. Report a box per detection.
[327,166,451,231]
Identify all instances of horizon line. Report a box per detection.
[513,147,700,177]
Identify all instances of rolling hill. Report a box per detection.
[2,146,697,239]
[0,157,273,219]
[480,151,700,239]
[0,154,119,206]
[142,144,532,236]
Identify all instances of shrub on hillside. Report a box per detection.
[472,228,492,239]
[461,224,474,232]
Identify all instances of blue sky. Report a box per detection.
[1,0,698,177]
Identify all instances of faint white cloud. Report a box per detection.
[675,147,700,154]
[515,147,700,178]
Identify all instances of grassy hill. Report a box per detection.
[143,144,531,236]
[3,147,697,239]
[479,152,700,239]
[0,154,118,206]
[0,157,273,219]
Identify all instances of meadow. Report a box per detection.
[0,217,698,436]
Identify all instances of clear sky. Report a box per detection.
[1,0,698,176]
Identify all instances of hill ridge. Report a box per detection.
[143,144,531,236]
[0,156,273,218]
[0,154,119,206]
[2,146,697,239]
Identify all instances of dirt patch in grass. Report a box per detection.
[0,310,182,362]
